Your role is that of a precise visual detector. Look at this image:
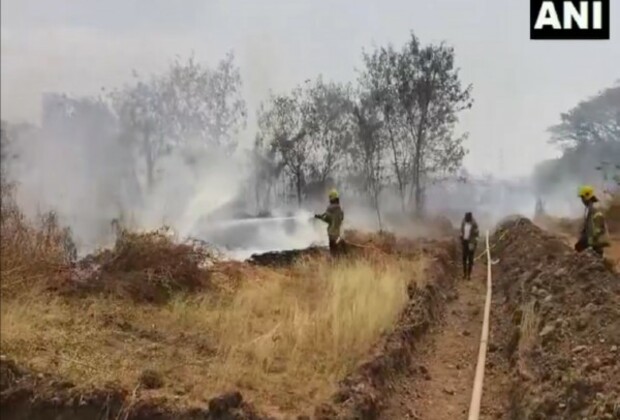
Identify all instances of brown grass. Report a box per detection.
[516,300,540,382]
[72,228,215,303]
[0,185,428,414]
[1,255,427,413]
[0,183,74,296]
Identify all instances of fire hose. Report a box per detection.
[468,219,521,419]
[467,229,492,420]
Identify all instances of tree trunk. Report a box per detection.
[373,189,383,231]
[296,169,303,208]
[145,152,155,193]
[387,123,407,213]
[412,100,429,217]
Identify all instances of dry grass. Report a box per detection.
[518,300,540,352]
[0,185,428,414]
[1,255,426,413]
[516,299,540,381]
[0,183,74,296]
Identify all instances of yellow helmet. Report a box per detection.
[328,189,339,200]
[578,185,595,200]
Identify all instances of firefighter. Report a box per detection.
[535,197,545,218]
[460,211,479,280]
[575,185,610,256]
[315,189,344,256]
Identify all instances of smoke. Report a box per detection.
[4,95,252,256]
[4,90,583,261]
[532,142,620,218]
[4,105,581,260]
[4,94,338,259]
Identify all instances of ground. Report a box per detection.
[380,273,485,420]
[2,200,620,419]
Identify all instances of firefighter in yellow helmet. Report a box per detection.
[575,185,610,256]
[315,189,345,255]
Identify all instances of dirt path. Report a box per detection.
[380,270,484,419]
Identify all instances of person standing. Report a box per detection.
[575,185,610,256]
[460,212,479,280]
[315,189,345,256]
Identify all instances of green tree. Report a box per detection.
[359,33,472,215]
[396,34,472,215]
[549,84,620,150]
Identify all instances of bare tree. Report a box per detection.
[395,33,473,215]
[257,88,310,207]
[302,77,353,188]
[112,53,247,192]
[350,94,387,229]
[361,45,411,212]
[111,78,169,192]
[162,53,247,153]
[250,135,284,212]
[0,121,9,180]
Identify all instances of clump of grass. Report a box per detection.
[519,300,540,352]
[80,228,215,303]
[516,299,540,381]
[0,182,74,296]
[209,256,425,389]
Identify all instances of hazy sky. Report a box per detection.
[2,0,619,177]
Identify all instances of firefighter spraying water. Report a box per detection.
[314,189,345,256]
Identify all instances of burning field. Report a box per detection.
[0,189,460,419]
[3,182,620,419]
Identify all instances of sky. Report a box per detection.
[2,0,619,178]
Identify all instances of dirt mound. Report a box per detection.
[0,358,270,420]
[490,218,620,419]
[533,214,580,237]
[66,229,214,303]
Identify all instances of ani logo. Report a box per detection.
[530,0,610,40]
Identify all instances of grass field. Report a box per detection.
[0,185,428,414]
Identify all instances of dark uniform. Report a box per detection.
[460,212,479,280]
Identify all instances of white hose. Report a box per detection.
[467,229,492,420]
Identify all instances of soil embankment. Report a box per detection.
[484,218,620,419]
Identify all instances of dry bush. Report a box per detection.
[604,193,620,234]
[0,182,212,303]
[343,229,397,251]
[0,183,73,296]
[76,228,215,303]
[0,253,428,413]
